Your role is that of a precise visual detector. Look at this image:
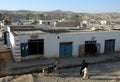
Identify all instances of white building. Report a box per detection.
[83,20,88,24]
[100,20,107,25]
[4,25,120,62]
[39,20,54,26]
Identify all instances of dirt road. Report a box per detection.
[0,61,120,82]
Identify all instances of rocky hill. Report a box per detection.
[0,10,120,22]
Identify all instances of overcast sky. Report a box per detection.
[0,0,120,13]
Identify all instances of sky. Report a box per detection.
[0,0,120,13]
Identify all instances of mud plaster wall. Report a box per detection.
[0,51,13,63]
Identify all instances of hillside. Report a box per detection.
[0,10,120,21]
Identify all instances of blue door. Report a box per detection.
[60,44,65,57]
[66,43,72,57]
[105,39,115,53]
[60,42,72,57]
[6,32,10,46]
[21,42,28,57]
[4,32,10,46]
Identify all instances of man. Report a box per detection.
[82,66,89,79]
[80,60,88,76]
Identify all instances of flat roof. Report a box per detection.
[12,30,46,35]
[9,25,120,35]
[10,25,47,35]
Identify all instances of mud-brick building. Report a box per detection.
[3,25,120,62]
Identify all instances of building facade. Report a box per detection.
[4,25,120,62]
[39,20,54,26]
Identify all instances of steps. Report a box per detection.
[12,38,21,62]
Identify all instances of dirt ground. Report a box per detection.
[0,61,120,82]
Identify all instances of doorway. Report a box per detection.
[60,42,72,57]
[104,39,115,53]
[85,41,97,55]
[28,39,44,55]
[4,31,10,46]
[21,42,28,57]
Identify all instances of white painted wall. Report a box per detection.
[6,26,15,48]
[100,20,107,25]
[39,20,54,26]
[14,31,120,59]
